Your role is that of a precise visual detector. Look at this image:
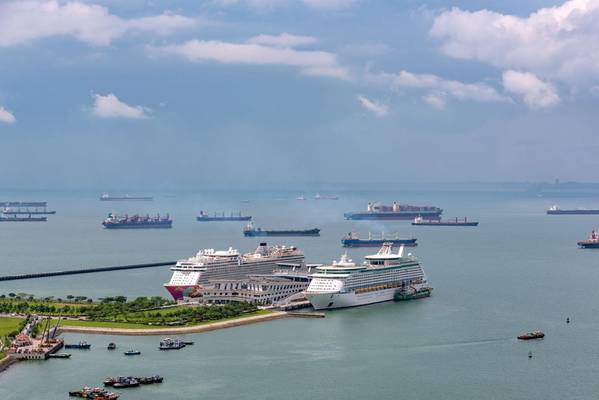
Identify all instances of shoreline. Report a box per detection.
[57,310,292,336]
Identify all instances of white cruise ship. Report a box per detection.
[164,243,304,300]
[305,243,430,310]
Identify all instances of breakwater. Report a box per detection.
[0,261,176,282]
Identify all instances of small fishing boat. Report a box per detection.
[65,341,91,349]
[123,349,141,356]
[48,353,71,359]
[107,342,116,350]
[517,331,545,340]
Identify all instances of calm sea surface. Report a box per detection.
[1,188,599,399]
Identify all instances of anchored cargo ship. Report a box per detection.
[547,204,599,215]
[243,222,320,237]
[0,215,47,222]
[412,216,478,226]
[578,230,599,248]
[306,243,430,310]
[0,201,46,207]
[344,202,442,220]
[102,213,172,229]
[196,211,251,222]
[341,232,417,247]
[100,193,153,201]
[2,207,56,215]
[315,193,339,200]
[163,243,304,300]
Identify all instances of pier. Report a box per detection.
[0,261,176,282]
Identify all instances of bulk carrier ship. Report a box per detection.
[196,211,251,222]
[163,243,304,300]
[344,202,442,220]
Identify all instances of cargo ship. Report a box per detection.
[102,213,172,229]
[547,204,599,215]
[243,222,320,237]
[315,193,339,200]
[163,243,304,300]
[411,216,478,226]
[0,201,46,207]
[578,230,599,248]
[344,202,442,220]
[2,207,56,215]
[100,193,153,201]
[0,215,47,222]
[196,211,251,222]
[342,232,417,247]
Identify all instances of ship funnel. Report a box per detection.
[393,202,399,212]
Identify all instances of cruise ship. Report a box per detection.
[164,243,304,300]
[306,244,430,310]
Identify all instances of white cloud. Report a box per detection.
[0,0,196,47]
[0,107,16,124]
[213,0,356,9]
[430,0,599,84]
[147,39,351,80]
[502,70,560,109]
[357,95,388,117]
[422,93,446,110]
[92,93,149,119]
[247,33,317,48]
[370,70,508,107]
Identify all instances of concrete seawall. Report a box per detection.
[58,311,292,336]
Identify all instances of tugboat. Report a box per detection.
[123,349,141,356]
[196,211,251,222]
[577,230,599,248]
[65,341,91,349]
[342,232,417,247]
[243,222,320,237]
[102,213,172,229]
[107,342,116,350]
[517,331,545,340]
[411,216,478,226]
[159,338,186,350]
[394,287,433,301]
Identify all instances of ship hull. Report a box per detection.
[164,284,199,300]
[344,212,441,220]
[103,222,172,229]
[308,284,428,310]
[0,217,47,222]
[412,221,478,226]
[341,239,417,247]
[244,229,320,237]
[548,210,599,215]
[197,217,251,221]
[578,241,599,248]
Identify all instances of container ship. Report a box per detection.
[102,213,172,229]
[243,222,320,237]
[411,216,478,226]
[163,243,304,300]
[578,230,599,248]
[547,205,599,215]
[100,193,153,201]
[306,243,431,310]
[342,232,417,247]
[196,211,251,222]
[344,202,442,220]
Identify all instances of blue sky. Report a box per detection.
[1,0,598,189]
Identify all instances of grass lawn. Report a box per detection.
[59,310,272,330]
[0,317,24,337]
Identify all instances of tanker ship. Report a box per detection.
[341,232,417,247]
[163,243,304,300]
[102,213,172,229]
[243,222,320,237]
[547,205,599,215]
[344,202,442,220]
[100,193,153,201]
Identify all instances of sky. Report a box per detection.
[1,0,599,190]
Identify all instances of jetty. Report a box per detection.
[0,261,176,282]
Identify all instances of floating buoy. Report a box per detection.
[528,351,533,358]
